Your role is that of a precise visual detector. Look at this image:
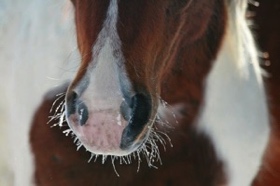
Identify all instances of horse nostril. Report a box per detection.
[66,91,78,116]
[77,102,89,126]
[120,93,151,123]
[130,94,152,127]
[120,93,152,149]
[66,91,89,126]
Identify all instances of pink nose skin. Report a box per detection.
[66,90,152,156]
[68,108,128,155]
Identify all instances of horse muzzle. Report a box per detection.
[65,83,154,156]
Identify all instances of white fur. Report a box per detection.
[77,0,131,111]
[0,0,78,185]
[83,38,123,107]
[198,1,270,185]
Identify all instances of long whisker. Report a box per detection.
[49,93,173,176]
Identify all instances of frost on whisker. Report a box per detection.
[48,92,67,128]
[82,126,172,175]
[63,129,72,136]
[48,93,173,176]
[76,141,83,151]
[158,98,179,127]
[111,156,120,177]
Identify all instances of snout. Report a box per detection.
[65,87,153,156]
[64,33,157,156]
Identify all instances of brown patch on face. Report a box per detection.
[117,0,225,91]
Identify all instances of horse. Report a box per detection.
[28,0,272,185]
[2,0,275,185]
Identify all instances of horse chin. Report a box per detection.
[66,108,151,156]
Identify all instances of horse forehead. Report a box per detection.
[78,0,162,30]
[76,0,219,59]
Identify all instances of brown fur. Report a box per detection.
[251,0,280,185]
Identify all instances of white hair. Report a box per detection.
[0,0,78,185]
[198,0,269,185]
